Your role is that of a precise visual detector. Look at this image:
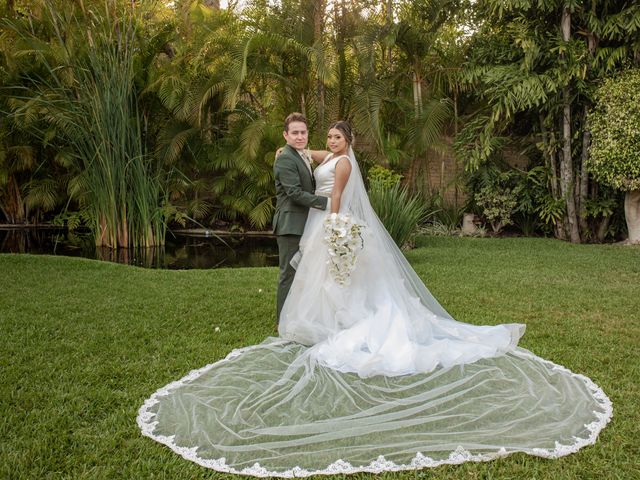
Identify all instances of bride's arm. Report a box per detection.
[306,149,331,165]
[330,158,352,213]
[274,148,329,165]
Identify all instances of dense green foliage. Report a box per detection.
[0,0,466,236]
[1,0,639,244]
[588,69,640,191]
[1,238,638,478]
[456,0,640,242]
[368,164,403,189]
[1,1,171,246]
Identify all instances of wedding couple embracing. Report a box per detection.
[137,113,612,477]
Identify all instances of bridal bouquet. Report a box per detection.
[323,213,365,286]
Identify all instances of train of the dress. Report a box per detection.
[137,338,612,477]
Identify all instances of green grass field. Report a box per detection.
[1,237,638,479]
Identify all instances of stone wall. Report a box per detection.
[406,137,530,207]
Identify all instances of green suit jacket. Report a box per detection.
[273,145,328,236]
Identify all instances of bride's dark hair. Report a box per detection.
[328,121,354,146]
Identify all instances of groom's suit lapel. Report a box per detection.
[284,145,315,189]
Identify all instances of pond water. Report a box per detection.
[0,228,279,269]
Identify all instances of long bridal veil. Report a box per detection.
[279,147,524,376]
[138,148,611,477]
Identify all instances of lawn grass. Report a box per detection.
[1,236,639,479]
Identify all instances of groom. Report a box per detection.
[273,113,328,323]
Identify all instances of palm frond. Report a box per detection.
[406,98,453,156]
[157,122,199,165]
[248,197,274,230]
[25,178,60,211]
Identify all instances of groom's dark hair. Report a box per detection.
[284,112,308,132]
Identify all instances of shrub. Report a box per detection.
[474,185,518,233]
[587,69,640,243]
[422,192,464,231]
[588,69,640,192]
[367,167,427,248]
[368,165,403,189]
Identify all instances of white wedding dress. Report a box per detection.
[138,149,611,477]
[280,153,524,377]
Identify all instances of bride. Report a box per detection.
[138,121,611,477]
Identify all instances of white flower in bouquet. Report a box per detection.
[323,213,365,286]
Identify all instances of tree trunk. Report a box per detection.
[416,73,423,115]
[0,204,9,223]
[595,215,610,243]
[412,70,422,116]
[5,0,15,17]
[334,0,347,119]
[560,6,580,243]
[576,31,597,239]
[314,1,326,131]
[540,114,556,198]
[544,123,566,240]
[624,190,640,244]
[6,175,25,224]
[454,94,459,206]
[412,71,419,116]
[317,79,325,131]
[561,90,580,242]
[548,131,560,199]
[577,106,590,236]
[386,0,393,66]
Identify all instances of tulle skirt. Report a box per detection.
[280,207,525,377]
[138,338,611,477]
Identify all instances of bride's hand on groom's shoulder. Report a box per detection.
[275,147,284,159]
[308,149,330,164]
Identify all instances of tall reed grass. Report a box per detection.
[9,4,165,247]
[368,181,428,248]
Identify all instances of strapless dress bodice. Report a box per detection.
[314,154,348,195]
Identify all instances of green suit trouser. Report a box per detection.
[276,234,301,324]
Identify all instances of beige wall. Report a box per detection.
[405,137,530,207]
